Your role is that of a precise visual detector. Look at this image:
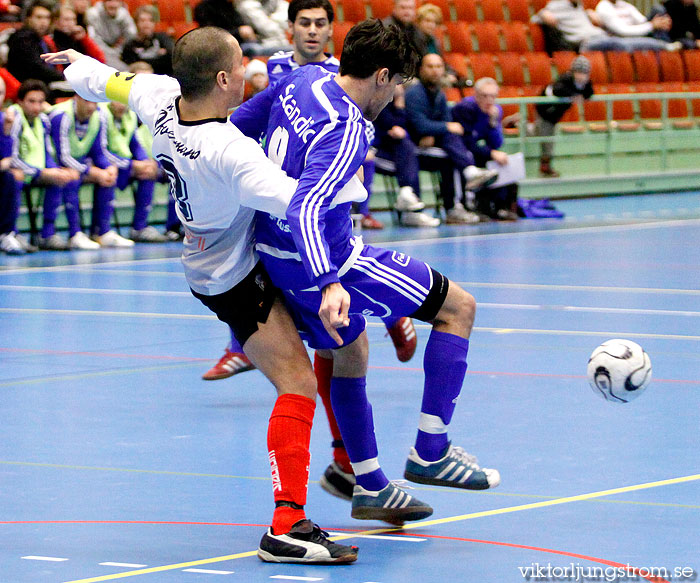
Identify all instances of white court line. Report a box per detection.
[0,285,190,297]
[327,532,425,542]
[2,307,699,341]
[22,556,69,562]
[269,577,323,582]
[99,563,147,568]
[478,302,700,317]
[182,568,233,575]
[2,217,699,278]
[459,281,700,296]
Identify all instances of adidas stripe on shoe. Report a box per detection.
[257,519,358,563]
[404,444,500,490]
[351,482,433,525]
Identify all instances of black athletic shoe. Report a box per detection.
[257,519,358,563]
[319,461,356,501]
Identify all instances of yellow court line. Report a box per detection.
[64,472,700,583]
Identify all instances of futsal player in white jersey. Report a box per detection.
[42,28,361,564]
[232,19,501,524]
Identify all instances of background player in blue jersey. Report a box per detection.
[233,19,501,525]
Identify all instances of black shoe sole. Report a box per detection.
[351,505,433,524]
[257,549,358,563]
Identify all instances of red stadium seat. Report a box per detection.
[606,51,634,84]
[530,0,548,13]
[687,81,700,119]
[368,0,393,19]
[454,0,478,22]
[443,52,469,79]
[480,0,506,22]
[583,90,610,132]
[523,52,552,86]
[468,53,498,81]
[330,21,354,54]
[156,0,186,24]
[636,82,663,129]
[501,22,529,52]
[682,50,700,81]
[338,0,367,22]
[172,20,197,40]
[632,51,660,82]
[663,82,694,128]
[472,22,501,52]
[498,52,525,86]
[601,84,640,130]
[581,51,607,84]
[445,21,473,52]
[504,0,530,21]
[552,51,576,76]
[527,22,545,52]
[658,51,685,82]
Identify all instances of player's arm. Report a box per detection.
[42,49,178,131]
[229,85,275,140]
[286,119,367,291]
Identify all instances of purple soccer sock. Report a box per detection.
[91,184,115,236]
[415,329,469,462]
[131,179,155,231]
[331,376,389,492]
[40,184,65,238]
[229,328,243,353]
[382,315,399,330]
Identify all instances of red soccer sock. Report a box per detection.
[268,393,315,535]
[314,352,353,474]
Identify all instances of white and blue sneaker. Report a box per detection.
[404,444,501,490]
[257,519,358,563]
[351,481,433,524]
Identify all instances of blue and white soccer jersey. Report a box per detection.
[232,66,447,349]
[266,51,339,84]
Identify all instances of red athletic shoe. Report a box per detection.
[386,317,417,362]
[360,214,384,229]
[202,349,255,380]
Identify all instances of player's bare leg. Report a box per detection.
[243,299,358,563]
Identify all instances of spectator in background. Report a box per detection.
[238,0,292,55]
[99,99,167,243]
[0,0,21,22]
[245,58,269,97]
[532,0,680,51]
[0,76,36,254]
[44,4,105,65]
[382,0,427,55]
[452,78,519,221]
[649,0,700,49]
[416,2,459,86]
[6,0,64,86]
[121,5,173,75]
[9,79,84,251]
[595,0,676,45]
[128,60,183,241]
[49,94,133,248]
[415,3,442,54]
[70,0,92,31]
[405,53,497,224]
[373,83,440,227]
[86,0,136,68]
[534,55,593,178]
[193,0,264,56]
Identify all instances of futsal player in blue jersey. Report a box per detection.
[232,19,501,525]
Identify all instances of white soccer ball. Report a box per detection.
[587,339,652,403]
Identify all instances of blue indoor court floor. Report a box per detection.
[0,191,698,583]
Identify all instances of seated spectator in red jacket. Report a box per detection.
[6,0,64,85]
[121,5,173,75]
[44,4,106,68]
